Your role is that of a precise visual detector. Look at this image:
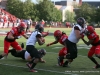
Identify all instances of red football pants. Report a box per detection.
[88,45,100,57]
[4,40,22,54]
[59,47,67,56]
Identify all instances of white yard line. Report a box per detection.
[0,63,78,75]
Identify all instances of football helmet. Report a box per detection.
[18,22,27,28]
[38,49,46,55]
[77,17,86,27]
[35,24,44,33]
[86,26,95,33]
[54,30,62,40]
[18,22,26,32]
[54,30,62,37]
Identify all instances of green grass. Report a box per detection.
[0,28,100,75]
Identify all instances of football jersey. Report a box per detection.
[87,31,99,45]
[24,51,30,60]
[7,27,25,37]
[26,31,42,46]
[68,24,85,43]
[58,34,68,45]
[5,27,25,42]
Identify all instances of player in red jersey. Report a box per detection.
[82,26,100,69]
[46,30,68,67]
[0,22,28,59]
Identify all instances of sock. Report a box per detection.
[61,60,64,66]
[89,57,99,65]
[30,62,37,70]
[0,55,3,59]
[63,60,68,67]
[58,56,64,65]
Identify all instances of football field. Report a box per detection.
[0,28,100,75]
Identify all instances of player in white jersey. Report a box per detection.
[62,17,86,67]
[26,24,48,72]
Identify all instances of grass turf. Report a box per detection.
[0,28,100,75]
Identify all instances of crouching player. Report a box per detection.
[47,30,69,67]
[82,26,100,69]
[8,43,46,63]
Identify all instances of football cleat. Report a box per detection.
[29,69,38,72]
[94,64,100,69]
[62,61,69,67]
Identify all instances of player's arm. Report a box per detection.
[42,31,49,37]
[36,34,45,45]
[74,26,83,39]
[22,34,28,39]
[39,58,46,63]
[82,38,93,46]
[46,40,58,46]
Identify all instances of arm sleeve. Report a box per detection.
[74,26,80,31]
[36,34,42,38]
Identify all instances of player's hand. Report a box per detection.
[40,60,46,63]
[46,43,50,46]
[81,34,84,39]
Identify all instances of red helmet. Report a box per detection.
[85,26,95,33]
[54,30,62,37]
[18,22,27,32]
[18,22,27,28]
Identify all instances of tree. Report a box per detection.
[21,0,36,19]
[6,0,36,20]
[6,0,22,17]
[65,10,75,23]
[36,0,62,21]
[75,3,96,23]
[95,7,100,27]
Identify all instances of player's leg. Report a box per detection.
[63,39,77,67]
[95,45,100,58]
[58,47,67,66]
[94,45,100,68]
[11,41,22,52]
[0,40,10,59]
[88,46,100,68]
[26,45,39,72]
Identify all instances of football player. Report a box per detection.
[26,24,49,72]
[82,26,100,69]
[8,43,46,63]
[0,22,28,59]
[46,30,68,67]
[63,17,86,67]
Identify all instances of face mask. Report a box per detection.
[18,27,25,33]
